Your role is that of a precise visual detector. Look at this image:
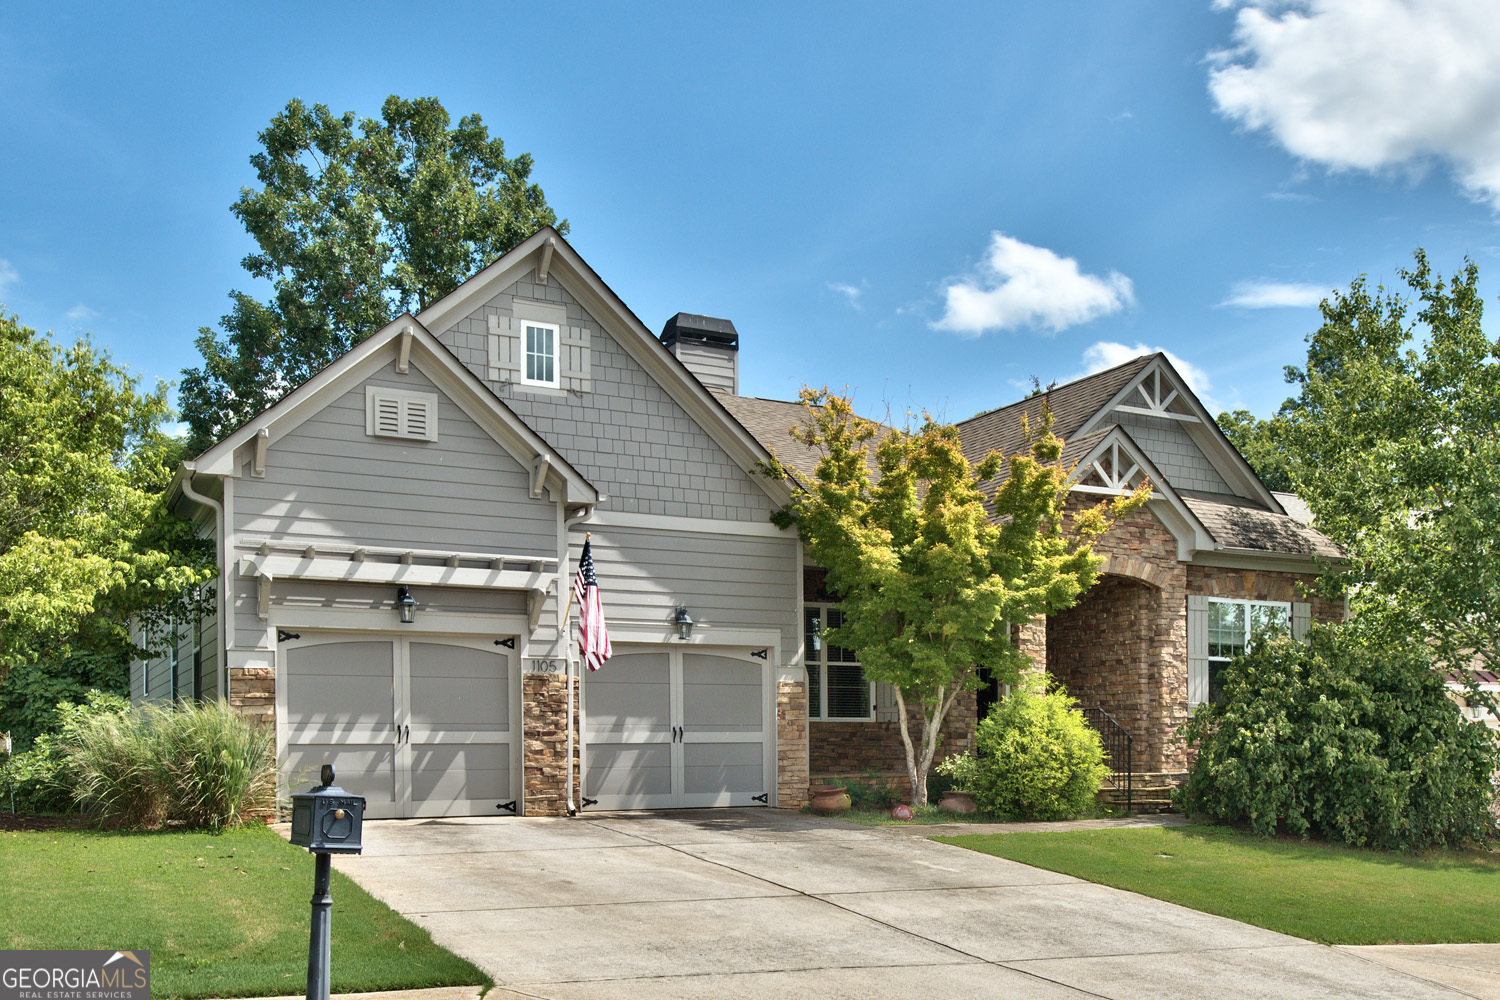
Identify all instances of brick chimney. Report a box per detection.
[659,313,738,395]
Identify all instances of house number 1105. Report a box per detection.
[523,659,564,674]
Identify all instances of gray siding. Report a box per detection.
[229,363,560,651]
[434,269,777,522]
[671,341,737,395]
[233,365,557,555]
[573,524,800,659]
[1113,412,1231,495]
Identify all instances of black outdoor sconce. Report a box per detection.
[395,586,416,625]
[673,605,694,640]
[289,764,366,1000]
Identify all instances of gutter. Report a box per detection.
[178,463,229,701]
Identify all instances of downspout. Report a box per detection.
[561,502,597,816]
[179,464,228,701]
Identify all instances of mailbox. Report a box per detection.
[289,764,365,855]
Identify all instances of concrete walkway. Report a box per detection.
[328,809,1492,999]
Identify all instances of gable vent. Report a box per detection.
[366,387,439,442]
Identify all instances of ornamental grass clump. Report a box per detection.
[68,699,275,830]
[969,674,1109,820]
[1178,624,1500,851]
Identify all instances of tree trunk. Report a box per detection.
[893,684,965,806]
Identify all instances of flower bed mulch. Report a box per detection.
[0,811,92,832]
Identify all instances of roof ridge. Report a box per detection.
[958,352,1159,428]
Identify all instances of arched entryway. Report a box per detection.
[1046,573,1159,763]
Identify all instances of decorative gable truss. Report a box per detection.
[487,314,591,393]
[1112,365,1199,424]
[1073,438,1148,495]
[1069,428,1216,562]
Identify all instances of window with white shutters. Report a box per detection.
[488,311,592,394]
[365,387,439,442]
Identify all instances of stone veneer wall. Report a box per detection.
[523,673,579,817]
[777,680,809,808]
[227,666,275,726]
[1048,575,1156,763]
[1049,500,1188,771]
[1185,566,1342,623]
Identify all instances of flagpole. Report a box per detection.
[562,533,588,817]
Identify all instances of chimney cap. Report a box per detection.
[660,313,739,351]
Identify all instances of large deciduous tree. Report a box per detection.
[181,95,566,453]
[1280,250,1500,672]
[766,389,1146,804]
[1215,408,1293,493]
[0,311,210,702]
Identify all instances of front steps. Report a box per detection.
[1098,771,1188,814]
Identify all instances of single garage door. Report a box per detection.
[279,632,519,819]
[583,647,771,810]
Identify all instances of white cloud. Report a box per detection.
[933,233,1134,336]
[1209,0,1500,208]
[1219,280,1328,308]
[0,259,17,295]
[66,303,98,322]
[827,281,864,309]
[1080,341,1219,410]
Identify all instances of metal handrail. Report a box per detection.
[1082,707,1133,815]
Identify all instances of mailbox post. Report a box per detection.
[289,764,365,1000]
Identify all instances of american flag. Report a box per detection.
[572,538,612,671]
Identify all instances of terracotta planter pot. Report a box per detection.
[938,789,978,814]
[807,784,851,815]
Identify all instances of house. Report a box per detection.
[135,227,1343,817]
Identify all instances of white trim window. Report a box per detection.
[522,321,560,388]
[804,604,873,721]
[1207,598,1290,704]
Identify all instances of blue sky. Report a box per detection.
[4,1,1499,426]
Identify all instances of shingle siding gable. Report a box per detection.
[434,268,777,522]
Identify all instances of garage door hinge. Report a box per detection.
[751,793,768,804]
[277,630,301,643]
[494,637,516,649]
[496,800,517,813]
[580,796,598,808]
[750,648,768,660]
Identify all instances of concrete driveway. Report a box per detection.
[332,809,1480,999]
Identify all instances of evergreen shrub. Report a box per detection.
[1178,625,1499,850]
[969,675,1109,820]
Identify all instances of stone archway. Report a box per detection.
[1046,573,1159,765]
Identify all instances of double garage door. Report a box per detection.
[279,633,518,819]
[280,635,771,816]
[583,649,772,810]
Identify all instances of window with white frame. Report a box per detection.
[522,321,559,388]
[1207,598,1290,704]
[804,604,873,720]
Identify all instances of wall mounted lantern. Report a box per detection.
[395,586,416,625]
[673,605,694,640]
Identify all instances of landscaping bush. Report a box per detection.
[0,644,130,753]
[3,690,130,813]
[969,675,1109,820]
[68,699,275,830]
[833,772,902,810]
[1178,624,1500,850]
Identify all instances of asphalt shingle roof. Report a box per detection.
[1177,489,1342,558]
[714,355,1343,561]
[955,354,1155,466]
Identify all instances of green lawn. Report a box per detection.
[935,824,1500,945]
[0,825,490,999]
